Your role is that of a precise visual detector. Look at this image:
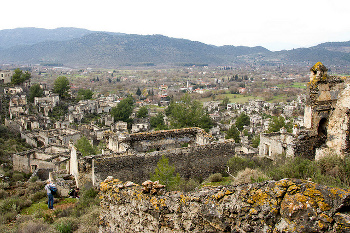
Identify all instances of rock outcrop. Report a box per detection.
[99,178,350,232]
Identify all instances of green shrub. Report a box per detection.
[76,205,100,233]
[12,172,24,181]
[30,190,47,203]
[25,181,45,196]
[0,197,32,215]
[43,213,54,224]
[0,189,8,199]
[207,173,223,183]
[55,217,78,233]
[0,211,17,223]
[150,155,181,191]
[268,157,316,180]
[30,176,38,182]
[227,156,256,176]
[178,178,200,192]
[0,182,10,189]
[82,188,98,199]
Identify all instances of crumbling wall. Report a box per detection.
[99,178,350,232]
[109,127,212,153]
[80,142,237,186]
[319,84,350,158]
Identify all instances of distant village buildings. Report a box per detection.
[0,70,12,84]
[6,62,349,190]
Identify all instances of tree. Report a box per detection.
[267,116,293,133]
[136,106,148,118]
[226,125,240,143]
[150,155,180,190]
[235,112,250,131]
[11,68,31,85]
[150,112,167,130]
[28,84,43,102]
[251,134,260,148]
[221,97,230,109]
[75,136,96,157]
[166,94,213,132]
[53,76,70,98]
[136,87,142,96]
[110,95,134,123]
[77,89,94,101]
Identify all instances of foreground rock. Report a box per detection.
[99,178,350,232]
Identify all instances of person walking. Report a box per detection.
[45,180,55,210]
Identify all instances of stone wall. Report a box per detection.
[108,127,212,153]
[78,142,238,187]
[99,178,350,232]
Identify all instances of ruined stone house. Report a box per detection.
[21,128,81,147]
[34,94,59,116]
[0,70,12,84]
[259,62,350,160]
[13,145,70,180]
[9,95,27,119]
[4,87,23,95]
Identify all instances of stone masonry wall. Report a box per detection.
[84,142,237,186]
[99,178,350,232]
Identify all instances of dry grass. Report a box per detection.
[233,168,270,185]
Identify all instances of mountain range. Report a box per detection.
[1,27,350,68]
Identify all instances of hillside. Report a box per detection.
[0,27,350,68]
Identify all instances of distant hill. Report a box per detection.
[0,27,94,49]
[0,27,350,68]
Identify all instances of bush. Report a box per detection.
[17,219,50,233]
[268,157,316,181]
[0,197,32,214]
[82,188,98,199]
[178,178,200,192]
[55,217,78,233]
[30,176,38,182]
[227,156,256,176]
[150,155,181,191]
[0,182,10,189]
[30,190,47,203]
[25,181,45,195]
[75,205,100,233]
[233,168,270,185]
[0,211,17,224]
[12,172,24,182]
[0,189,8,199]
[207,173,223,183]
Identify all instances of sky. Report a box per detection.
[2,0,350,51]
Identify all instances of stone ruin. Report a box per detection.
[99,177,350,232]
[69,127,257,188]
[259,62,350,160]
[108,127,212,154]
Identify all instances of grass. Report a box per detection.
[202,176,233,187]
[277,82,307,89]
[291,82,307,89]
[21,201,48,215]
[201,94,260,103]
[21,198,78,215]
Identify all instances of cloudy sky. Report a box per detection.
[2,0,350,51]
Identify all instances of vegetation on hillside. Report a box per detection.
[110,95,134,124]
[11,68,31,85]
[166,94,213,132]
